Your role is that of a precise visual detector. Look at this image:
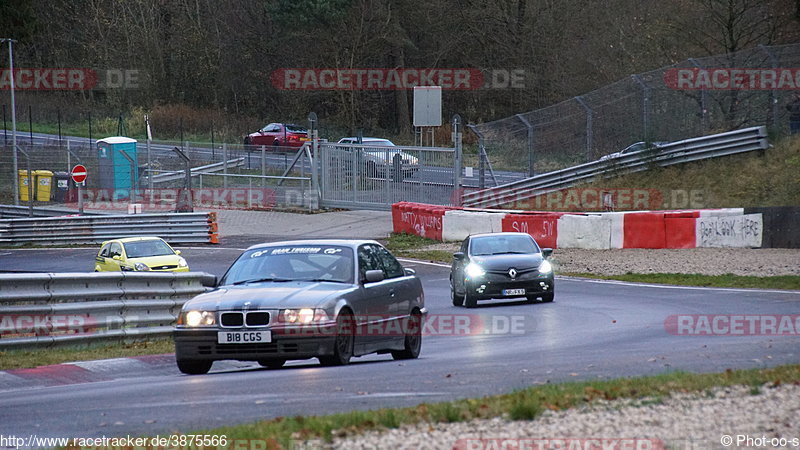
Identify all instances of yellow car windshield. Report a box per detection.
[124,240,175,258]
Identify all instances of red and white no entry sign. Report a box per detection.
[71,164,87,183]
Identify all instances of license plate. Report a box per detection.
[217,331,271,344]
[503,288,526,296]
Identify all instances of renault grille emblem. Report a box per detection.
[508,268,517,278]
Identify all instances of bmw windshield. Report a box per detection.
[220,245,354,285]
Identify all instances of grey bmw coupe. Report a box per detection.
[174,240,426,374]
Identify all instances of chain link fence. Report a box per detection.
[471,43,800,182]
[0,133,314,212]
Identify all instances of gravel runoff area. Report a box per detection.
[412,244,800,277]
[550,248,800,277]
[299,383,800,449]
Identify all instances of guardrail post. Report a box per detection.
[758,45,780,130]
[5,38,20,207]
[688,58,708,134]
[146,115,153,192]
[171,146,194,213]
[468,125,486,189]
[632,74,651,142]
[515,114,535,177]
[308,112,320,207]
[452,114,463,205]
[574,96,593,161]
[261,145,266,188]
[222,143,228,189]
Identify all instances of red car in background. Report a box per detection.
[244,123,310,149]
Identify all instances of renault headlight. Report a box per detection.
[179,310,216,327]
[281,308,330,324]
[134,262,150,271]
[538,260,553,274]
[178,257,188,268]
[465,262,486,278]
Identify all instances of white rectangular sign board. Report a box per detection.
[413,86,442,127]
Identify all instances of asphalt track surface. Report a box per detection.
[1,246,799,440]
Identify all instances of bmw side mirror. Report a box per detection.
[541,248,553,258]
[404,267,416,276]
[201,273,218,288]
[453,252,465,260]
[364,270,385,283]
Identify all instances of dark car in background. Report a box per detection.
[244,123,310,149]
[173,239,426,374]
[450,232,554,308]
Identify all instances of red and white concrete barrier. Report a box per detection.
[391,202,763,249]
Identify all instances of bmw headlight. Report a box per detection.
[177,257,188,268]
[465,262,486,278]
[538,260,553,274]
[179,310,216,327]
[281,308,330,324]
[134,262,150,271]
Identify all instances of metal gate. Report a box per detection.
[305,114,464,210]
[317,142,460,210]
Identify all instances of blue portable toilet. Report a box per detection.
[96,137,138,199]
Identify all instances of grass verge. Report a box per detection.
[576,135,800,209]
[182,364,800,447]
[384,233,456,263]
[0,339,174,371]
[561,272,800,290]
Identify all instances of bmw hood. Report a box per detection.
[183,282,353,311]
[470,253,543,271]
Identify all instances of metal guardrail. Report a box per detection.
[0,212,218,245]
[0,204,105,219]
[462,126,769,208]
[149,157,245,184]
[0,271,215,349]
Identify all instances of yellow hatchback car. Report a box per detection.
[94,237,189,272]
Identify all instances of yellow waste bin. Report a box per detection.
[17,170,32,201]
[33,170,54,201]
